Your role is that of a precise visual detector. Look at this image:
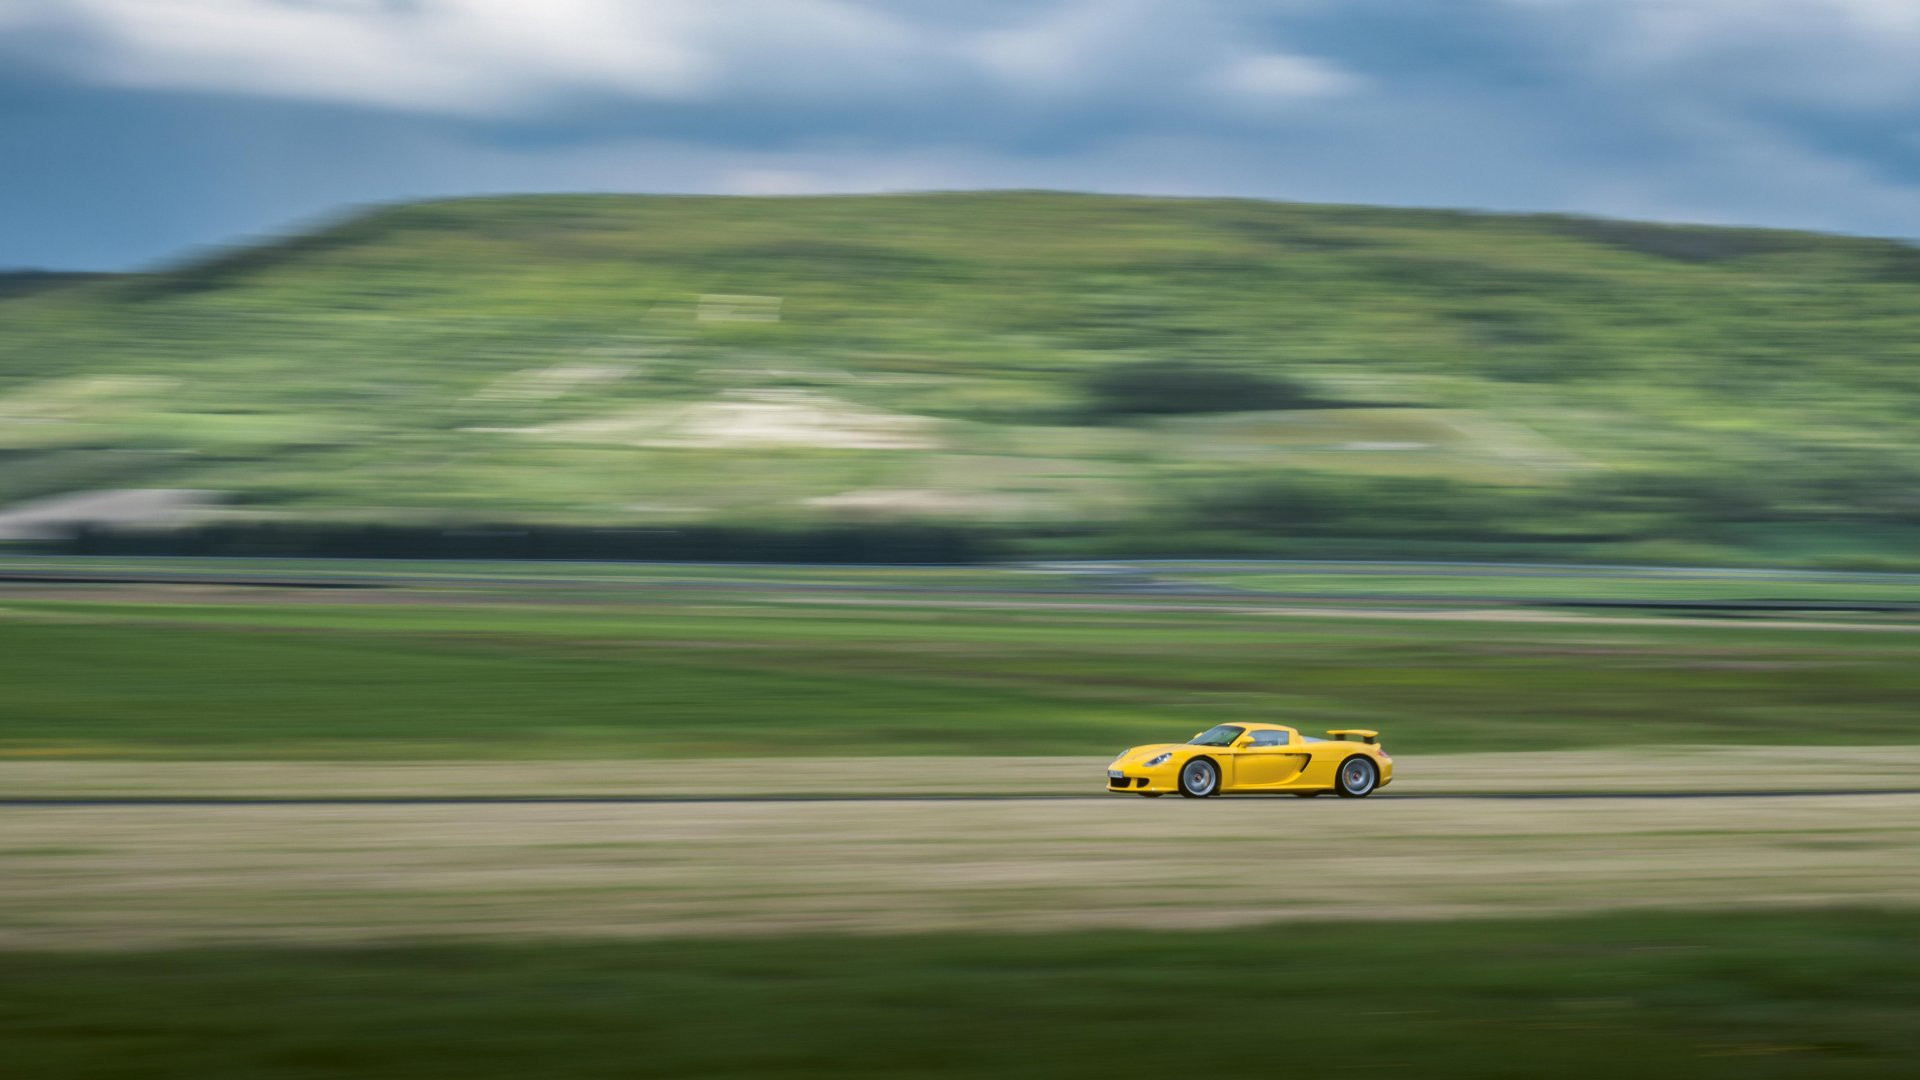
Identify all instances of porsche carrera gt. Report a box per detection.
[1107,723,1391,798]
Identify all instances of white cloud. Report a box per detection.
[11,0,1919,271]
[973,9,1131,98]
[965,0,1219,99]
[1215,53,1361,102]
[2,0,1360,117]
[1503,0,1920,107]
[1,0,911,114]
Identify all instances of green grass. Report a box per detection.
[5,567,1919,758]
[14,553,1920,599]
[4,910,1918,1078]
[5,192,1920,563]
[1156,566,1920,603]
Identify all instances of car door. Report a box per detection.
[1229,730,1310,789]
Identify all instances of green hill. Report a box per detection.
[4,191,1919,564]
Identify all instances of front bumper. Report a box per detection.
[1106,766,1178,794]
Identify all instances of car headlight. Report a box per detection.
[1144,752,1173,767]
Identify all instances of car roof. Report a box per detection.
[1236,722,1295,733]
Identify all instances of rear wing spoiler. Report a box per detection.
[1326,729,1380,744]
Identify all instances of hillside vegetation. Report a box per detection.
[4,192,1920,564]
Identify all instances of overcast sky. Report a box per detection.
[3,0,1919,270]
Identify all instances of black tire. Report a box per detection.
[1178,757,1220,799]
[1335,756,1378,798]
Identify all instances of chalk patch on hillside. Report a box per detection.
[803,488,1028,515]
[0,376,179,422]
[1442,413,1589,469]
[663,392,934,449]
[469,364,629,403]
[511,391,938,450]
[0,489,220,540]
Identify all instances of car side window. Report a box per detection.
[1248,730,1289,747]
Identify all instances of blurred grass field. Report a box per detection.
[8,792,1916,948]
[5,560,1920,760]
[5,561,1919,1077]
[5,910,1919,1079]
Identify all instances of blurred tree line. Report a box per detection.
[30,458,1919,565]
[55,522,997,563]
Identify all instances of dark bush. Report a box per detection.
[1178,474,1557,542]
[1081,360,1321,417]
[57,522,1000,564]
[1563,470,1779,524]
[0,271,121,302]
[1548,216,1814,263]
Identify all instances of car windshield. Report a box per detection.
[1188,725,1245,747]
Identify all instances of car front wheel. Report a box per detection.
[1178,758,1219,798]
[1335,756,1378,798]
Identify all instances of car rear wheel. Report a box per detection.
[1178,758,1219,798]
[1335,756,1378,798]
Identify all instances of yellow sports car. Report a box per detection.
[1107,723,1392,798]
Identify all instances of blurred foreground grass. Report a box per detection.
[5,910,1917,1079]
[8,793,1913,947]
